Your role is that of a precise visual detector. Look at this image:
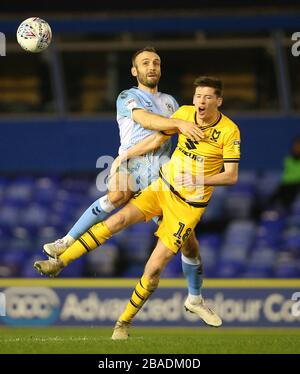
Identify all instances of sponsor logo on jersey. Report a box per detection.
[120,91,128,99]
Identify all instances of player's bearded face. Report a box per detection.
[136,66,161,88]
[134,52,161,89]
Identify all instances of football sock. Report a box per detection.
[181,254,203,296]
[119,275,157,323]
[60,222,112,266]
[68,195,115,239]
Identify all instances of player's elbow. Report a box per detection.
[228,173,238,185]
[153,134,167,149]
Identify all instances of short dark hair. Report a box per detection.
[132,46,158,67]
[194,76,223,97]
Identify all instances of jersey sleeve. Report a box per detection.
[170,96,179,112]
[223,125,241,162]
[116,91,144,119]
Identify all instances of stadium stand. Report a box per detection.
[0,171,299,278]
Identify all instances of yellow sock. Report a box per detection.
[60,222,112,266]
[119,275,157,323]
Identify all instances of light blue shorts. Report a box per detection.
[119,156,162,224]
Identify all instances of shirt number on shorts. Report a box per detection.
[173,222,192,242]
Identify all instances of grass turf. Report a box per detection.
[0,327,300,354]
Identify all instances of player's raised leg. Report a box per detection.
[112,239,174,340]
[43,170,133,258]
[34,202,145,277]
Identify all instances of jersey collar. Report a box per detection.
[194,111,222,130]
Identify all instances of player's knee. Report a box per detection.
[182,243,198,258]
[112,212,129,230]
[147,263,165,287]
[182,233,199,258]
[108,191,127,207]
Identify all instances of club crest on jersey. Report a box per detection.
[210,129,221,142]
[165,103,174,113]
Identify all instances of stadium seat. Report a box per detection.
[224,220,256,249]
[0,177,8,203]
[255,210,286,247]
[59,257,86,278]
[19,204,49,229]
[34,177,58,206]
[199,247,218,277]
[35,226,64,249]
[85,241,120,276]
[256,171,281,201]
[217,258,245,278]
[162,253,182,277]
[281,227,300,251]
[286,213,300,229]
[292,194,300,215]
[22,254,47,278]
[201,187,227,222]
[244,247,276,277]
[243,266,273,278]
[0,204,20,228]
[119,222,156,262]
[122,264,146,277]
[4,178,34,207]
[224,192,254,219]
[1,249,30,277]
[274,262,300,278]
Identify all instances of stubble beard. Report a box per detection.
[138,73,160,89]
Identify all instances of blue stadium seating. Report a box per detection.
[0,171,298,278]
[85,240,120,277]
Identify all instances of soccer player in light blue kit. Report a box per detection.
[43,47,221,326]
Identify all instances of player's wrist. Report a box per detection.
[172,119,181,130]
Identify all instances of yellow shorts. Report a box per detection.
[129,177,206,253]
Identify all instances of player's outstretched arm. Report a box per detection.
[132,108,204,141]
[110,132,170,175]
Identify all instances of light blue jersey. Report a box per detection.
[116,87,179,191]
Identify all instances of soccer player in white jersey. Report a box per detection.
[40,47,220,327]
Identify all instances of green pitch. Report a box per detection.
[1,327,300,354]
